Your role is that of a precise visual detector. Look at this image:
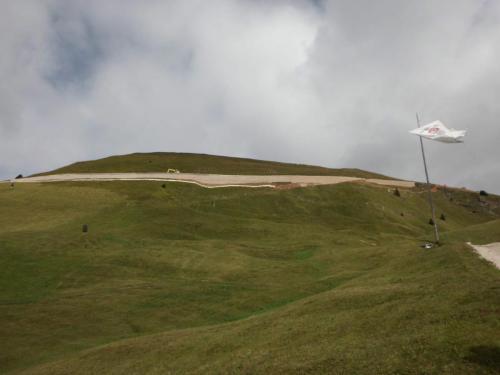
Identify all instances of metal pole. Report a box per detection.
[416,113,439,244]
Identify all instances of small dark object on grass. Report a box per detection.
[161,184,166,188]
[10,182,14,188]
[429,218,434,226]
[440,213,446,221]
[479,190,488,196]
[394,188,400,197]
[82,224,88,233]
[400,212,404,217]
[15,174,23,179]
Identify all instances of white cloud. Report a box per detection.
[1,0,499,192]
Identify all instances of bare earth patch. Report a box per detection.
[3,173,415,189]
[468,242,500,269]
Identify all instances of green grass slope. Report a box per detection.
[34,152,391,179]
[0,180,499,374]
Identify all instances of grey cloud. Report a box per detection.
[44,4,104,90]
[0,0,499,193]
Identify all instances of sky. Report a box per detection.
[1,0,499,192]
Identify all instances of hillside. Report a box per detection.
[34,152,391,179]
[1,160,499,374]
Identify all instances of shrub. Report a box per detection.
[161,184,166,188]
[440,213,446,221]
[15,174,23,179]
[394,188,401,197]
[429,218,435,226]
[479,190,488,196]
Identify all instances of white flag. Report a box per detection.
[409,120,466,143]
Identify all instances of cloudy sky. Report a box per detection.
[1,0,499,192]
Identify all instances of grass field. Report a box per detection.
[1,155,499,374]
[34,152,390,179]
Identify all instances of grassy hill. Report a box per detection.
[1,158,499,374]
[34,152,391,179]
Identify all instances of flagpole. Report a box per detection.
[416,113,439,244]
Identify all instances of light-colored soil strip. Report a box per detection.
[467,242,500,269]
[2,173,415,189]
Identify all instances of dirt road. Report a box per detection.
[3,173,415,189]
[468,242,500,269]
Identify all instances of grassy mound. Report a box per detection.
[34,152,390,179]
[1,180,499,374]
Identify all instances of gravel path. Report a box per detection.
[3,173,415,189]
[467,242,500,269]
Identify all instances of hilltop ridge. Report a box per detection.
[34,152,391,179]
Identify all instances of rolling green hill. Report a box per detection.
[1,155,499,374]
[34,152,390,179]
